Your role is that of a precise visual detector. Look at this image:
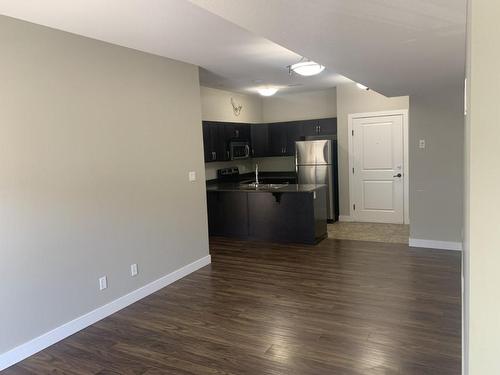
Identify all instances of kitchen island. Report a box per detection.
[206,182,327,244]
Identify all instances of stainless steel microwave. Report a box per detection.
[229,141,250,160]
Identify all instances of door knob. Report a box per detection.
[393,173,402,178]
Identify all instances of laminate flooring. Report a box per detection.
[5,237,461,374]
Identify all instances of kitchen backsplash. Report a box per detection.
[205,159,253,180]
[205,156,295,180]
[252,156,295,172]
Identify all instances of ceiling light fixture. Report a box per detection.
[288,58,325,77]
[356,83,369,91]
[258,87,279,96]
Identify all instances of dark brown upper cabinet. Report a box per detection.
[202,121,227,162]
[301,118,337,136]
[202,118,336,162]
[250,124,269,157]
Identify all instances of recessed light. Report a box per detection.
[257,87,279,96]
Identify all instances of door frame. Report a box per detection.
[348,109,409,224]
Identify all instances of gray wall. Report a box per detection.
[409,86,464,243]
[0,16,209,354]
[336,83,409,217]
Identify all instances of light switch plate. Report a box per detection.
[419,139,426,149]
[130,263,138,277]
[99,276,107,291]
[188,171,196,182]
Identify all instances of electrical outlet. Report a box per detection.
[419,139,426,149]
[188,171,196,182]
[130,263,138,277]
[99,276,107,291]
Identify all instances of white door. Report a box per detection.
[351,115,404,223]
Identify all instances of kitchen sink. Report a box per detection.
[239,182,289,190]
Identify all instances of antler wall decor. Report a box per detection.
[230,97,243,117]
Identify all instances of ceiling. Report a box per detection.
[0,0,466,97]
[0,0,349,95]
[190,0,467,96]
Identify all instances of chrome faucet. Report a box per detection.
[255,163,259,186]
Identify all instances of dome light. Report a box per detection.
[258,87,279,96]
[289,60,325,76]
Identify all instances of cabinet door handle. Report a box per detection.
[227,150,230,159]
[212,151,216,160]
[318,125,321,133]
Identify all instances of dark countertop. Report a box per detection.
[206,182,326,193]
[239,171,297,179]
[206,171,297,184]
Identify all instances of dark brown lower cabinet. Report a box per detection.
[207,192,248,237]
[206,187,327,244]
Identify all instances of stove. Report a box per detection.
[216,167,241,183]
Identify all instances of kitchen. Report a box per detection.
[202,86,340,245]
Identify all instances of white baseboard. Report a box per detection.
[338,215,353,222]
[0,254,211,371]
[409,238,463,251]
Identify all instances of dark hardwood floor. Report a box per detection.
[5,237,462,374]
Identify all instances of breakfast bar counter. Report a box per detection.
[206,183,327,244]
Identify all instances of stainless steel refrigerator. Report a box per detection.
[295,139,338,222]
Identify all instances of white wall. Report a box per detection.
[262,88,337,122]
[465,0,500,373]
[201,86,262,179]
[203,85,411,185]
[258,88,337,172]
[204,159,254,180]
[252,156,296,172]
[201,87,336,177]
[0,16,209,355]
[336,83,409,216]
[409,86,464,243]
[200,86,262,123]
